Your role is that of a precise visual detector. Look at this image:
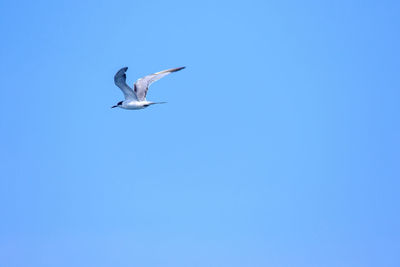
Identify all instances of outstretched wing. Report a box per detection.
[114,67,137,100]
[134,67,185,101]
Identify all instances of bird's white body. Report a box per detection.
[120,100,152,110]
[112,66,185,110]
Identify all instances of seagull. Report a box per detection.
[112,66,185,109]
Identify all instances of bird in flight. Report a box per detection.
[112,66,185,109]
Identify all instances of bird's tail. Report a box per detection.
[150,102,167,105]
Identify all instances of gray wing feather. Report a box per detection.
[134,67,185,101]
[114,67,136,100]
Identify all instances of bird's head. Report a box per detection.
[111,101,123,108]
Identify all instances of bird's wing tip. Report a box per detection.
[115,67,128,75]
[173,66,186,72]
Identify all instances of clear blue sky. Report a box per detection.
[1,0,399,266]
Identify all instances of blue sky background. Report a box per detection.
[1,0,399,266]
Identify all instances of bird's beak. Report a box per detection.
[111,105,117,108]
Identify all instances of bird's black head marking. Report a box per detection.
[117,101,123,106]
